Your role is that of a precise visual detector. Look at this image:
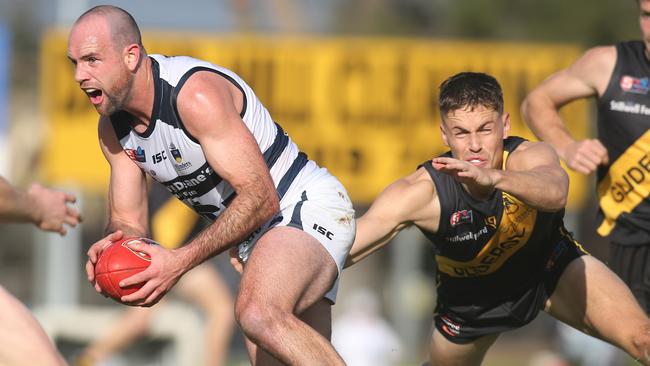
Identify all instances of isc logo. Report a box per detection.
[152,150,168,164]
[312,223,333,240]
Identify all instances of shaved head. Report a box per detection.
[74,5,144,53]
[68,5,148,116]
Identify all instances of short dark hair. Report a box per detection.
[439,72,504,118]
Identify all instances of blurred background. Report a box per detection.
[0,0,642,365]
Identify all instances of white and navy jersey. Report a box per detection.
[110,54,324,222]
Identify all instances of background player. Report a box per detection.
[522,0,650,314]
[346,72,650,365]
[0,176,81,366]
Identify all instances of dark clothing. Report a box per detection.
[610,241,650,312]
[433,234,585,343]
[420,136,587,343]
[596,40,650,245]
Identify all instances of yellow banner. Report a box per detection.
[40,31,590,207]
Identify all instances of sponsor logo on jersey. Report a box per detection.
[313,223,334,240]
[124,146,146,162]
[620,75,650,94]
[446,226,489,243]
[135,146,146,162]
[609,100,650,115]
[440,316,461,337]
[170,143,183,163]
[597,130,650,236]
[169,143,192,170]
[164,163,222,199]
[151,150,167,164]
[485,216,497,229]
[437,192,537,277]
[450,209,473,227]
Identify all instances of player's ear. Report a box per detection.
[501,112,510,139]
[124,44,141,72]
[440,120,450,147]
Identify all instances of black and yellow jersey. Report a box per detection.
[419,136,582,306]
[596,41,650,245]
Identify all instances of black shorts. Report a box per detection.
[610,242,650,314]
[434,237,587,344]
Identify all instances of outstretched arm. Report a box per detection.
[433,141,568,212]
[521,46,614,174]
[345,168,440,267]
[0,176,81,235]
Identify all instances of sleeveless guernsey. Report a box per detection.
[596,41,650,245]
[420,137,579,306]
[110,54,318,222]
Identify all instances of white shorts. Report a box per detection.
[237,169,356,303]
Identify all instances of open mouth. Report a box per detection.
[84,88,104,105]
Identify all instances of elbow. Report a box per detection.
[520,96,532,122]
[551,194,568,212]
[539,194,566,213]
[546,181,569,212]
[543,169,569,212]
[520,89,544,123]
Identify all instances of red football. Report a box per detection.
[95,237,152,302]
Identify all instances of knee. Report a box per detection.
[235,296,286,339]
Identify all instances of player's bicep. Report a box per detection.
[533,69,596,108]
[197,122,270,193]
[175,73,276,198]
[509,142,568,182]
[534,46,614,107]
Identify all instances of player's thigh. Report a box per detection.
[429,327,499,366]
[545,255,647,342]
[238,226,338,312]
[176,262,233,310]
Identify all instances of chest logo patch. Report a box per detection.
[170,143,183,163]
[450,210,473,227]
[436,192,537,278]
[125,146,146,163]
[620,75,650,95]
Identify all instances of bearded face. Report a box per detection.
[68,17,136,116]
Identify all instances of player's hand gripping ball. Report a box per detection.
[94,237,156,302]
